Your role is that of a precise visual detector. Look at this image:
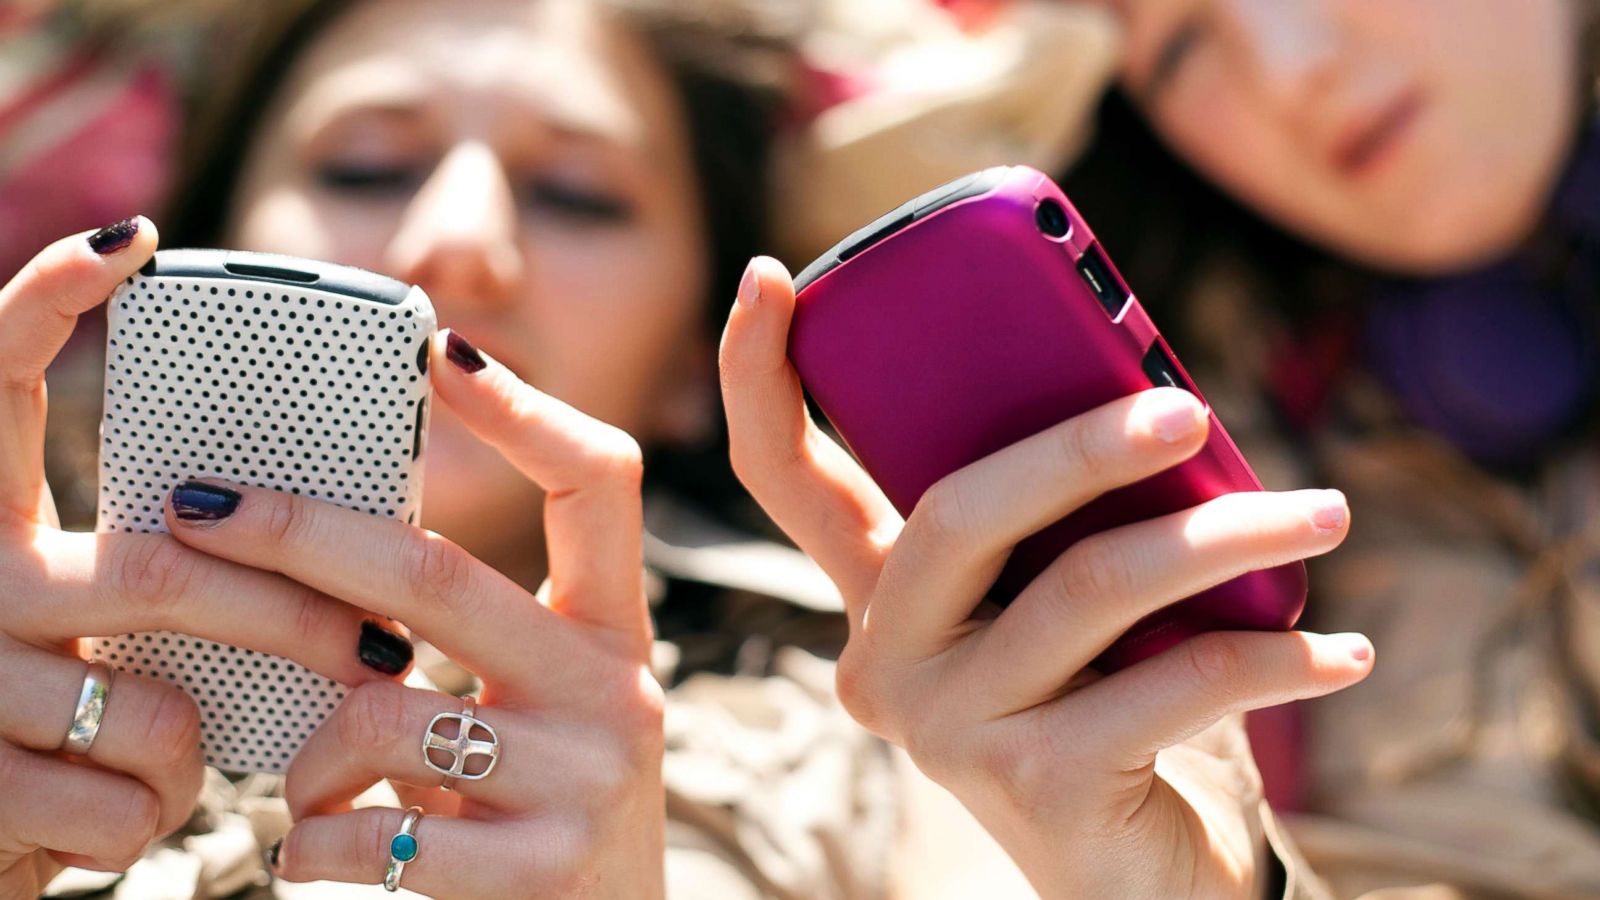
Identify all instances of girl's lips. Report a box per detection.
[1332,88,1426,178]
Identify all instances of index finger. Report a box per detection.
[718,257,901,622]
[11,526,411,688]
[158,479,574,693]
[429,330,649,646]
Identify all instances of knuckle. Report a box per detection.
[582,662,664,772]
[117,787,162,848]
[976,726,1044,799]
[583,744,638,809]
[529,818,598,895]
[140,682,202,765]
[724,427,761,483]
[285,585,332,651]
[1182,636,1250,703]
[1055,414,1110,483]
[910,478,977,552]
[727,430,801,496]
[899,718,937,765]
[508,856,550,895]
[833,646,877,727]
[579,426,645,491]
[116,538,200,614]
[620,674,666,766]
[726,439,757,486]
[986,723,1089,818]
[602,431,645,484]
[17,253,79,327]
[834,643,900,740]
[1055,534,1137,606]
[402,531,478,614]
[900,716,963,781]
[0,744,25,793]
[339,682,409,752]
[361,811,395,867]
[261,494,312,548]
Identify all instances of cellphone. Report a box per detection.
[789,166,1306,671]
[90,249,436,774]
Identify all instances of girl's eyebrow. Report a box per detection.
[288,56,646,153]
[1137,13,1205,101]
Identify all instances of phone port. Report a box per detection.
[1076,243,1129,317]
[1142,343,1194,395]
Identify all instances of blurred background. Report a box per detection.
[6,0,1600,897]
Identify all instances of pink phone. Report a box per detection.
[788,165,1306,671]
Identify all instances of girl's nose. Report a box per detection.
[384,141,525,313]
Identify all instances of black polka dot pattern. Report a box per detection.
[90,275,435,774]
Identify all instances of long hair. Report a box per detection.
[1062,2,1600,358]
[160,0,800,529]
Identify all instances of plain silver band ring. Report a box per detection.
[61,661,115,755]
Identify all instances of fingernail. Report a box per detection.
[87,217,140,255]
[171,481,241,522]
[267,837,283,869]
[736,258,761,307]
[358,621,414,675]
[1146,391,1204,443]
[1308,490,1348,533]
[445,330,486,374]
[1338,633,1373,663]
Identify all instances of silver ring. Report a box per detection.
[383,805,424,892]
[423,695,500,791]
[61,661,115,755]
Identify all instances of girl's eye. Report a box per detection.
[1147,16,1211,96]
[522,180,634,223]
[314,162,423,195]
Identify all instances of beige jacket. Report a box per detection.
[1186,276,1600,899]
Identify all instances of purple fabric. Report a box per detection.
[1364,118,1600,467]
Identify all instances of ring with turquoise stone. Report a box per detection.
[383,806,425,892]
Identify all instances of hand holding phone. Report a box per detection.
[91,248,436,774]
[158,330,667,896]
[717,169,1376,895]
[0,222,410,887]
[789,166,1307,669]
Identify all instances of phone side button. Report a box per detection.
[411,397,428,460]
[1141,344,1191,394]
[837,206,915,263]
[416,336,431,375]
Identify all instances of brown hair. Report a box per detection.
[155,0,801,525]
[1063,1,1600,355]
[165,0,798,323]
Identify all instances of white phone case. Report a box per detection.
[91,250,435,774]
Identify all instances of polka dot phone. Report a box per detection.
[90,249,435,774]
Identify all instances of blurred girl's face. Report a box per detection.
[1116,0,1581,273]
[225,0,708,574]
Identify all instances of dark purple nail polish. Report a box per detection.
[358,621,414,675]
[267,837,283,869]
[171,481,241,522]
[445,331,486,374]
[87,217,140,255]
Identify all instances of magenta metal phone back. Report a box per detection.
[789,166,1305,670]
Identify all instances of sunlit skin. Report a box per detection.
[226,0,711,586]
[1110,0,1580,274]
[0,1,700,892]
